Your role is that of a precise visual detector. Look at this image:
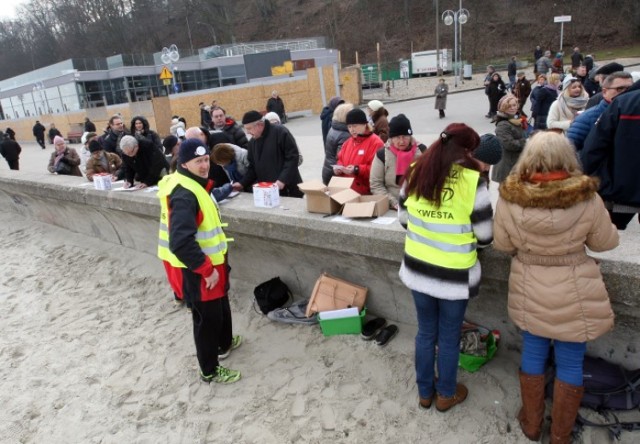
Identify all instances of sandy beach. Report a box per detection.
[1,208,635,444]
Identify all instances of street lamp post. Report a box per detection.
[442,6,469,88]
[161,45,180,94]
[196,21,218,46]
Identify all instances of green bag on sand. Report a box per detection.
[458,324,498,373]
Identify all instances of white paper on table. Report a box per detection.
[318,307,359,320]
[143,186,159,192]
[331,215,353,223]
[371,216,396,225]
[228,190,240,198]
[77,182,94,187]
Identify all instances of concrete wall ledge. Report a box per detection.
[2,171,639,366]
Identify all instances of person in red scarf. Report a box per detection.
[494,131,618,443]
[370,114,425,209]
[333,108,384,195]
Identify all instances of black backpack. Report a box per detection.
[546,354,640,439]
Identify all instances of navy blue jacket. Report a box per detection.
[567,99,608,152]
[582,81,640,205]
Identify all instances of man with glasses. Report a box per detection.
[232,110,303,197]
[568,72,633,152]
[582,74,640,229]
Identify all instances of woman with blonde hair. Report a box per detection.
[493,131,619,443]
[547,76,590,133]
[491,94,527,183]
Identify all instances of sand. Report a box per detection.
[1,211,634,443]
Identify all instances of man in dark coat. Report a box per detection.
[571,47,584,71]
[84,117,96,132]
[210,106,248,148]
[33,121,46,149]
[100,115,128,156]
[0,133,21,170]
[582,79,640,230]
[513,72,532,116]
[199,102,212,128]
[266,91,286,123]
[233,111,303,198]
[119,135,168,189]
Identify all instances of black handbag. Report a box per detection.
[253,277,292,315]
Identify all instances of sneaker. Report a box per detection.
[200,365,241,384]
[435,383,468,412]
[218,335,243,360]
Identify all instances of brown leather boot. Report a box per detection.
[550,380,584,444]
[517,371,546,441]
[435,383,468,412]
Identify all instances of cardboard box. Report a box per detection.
[298,176,359,214]
[341,195,389,218]
[253,182,280,208]
[318,308,366,336]
[93,173,112,191]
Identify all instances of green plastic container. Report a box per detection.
[318,308,366,336]
[458,331,497,372]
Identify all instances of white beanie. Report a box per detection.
[367,100,384,112]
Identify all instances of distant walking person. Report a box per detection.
[533,46,543,74]
[266,90,286,123]
[571,47,584,72]
[0,133,22,170]
[33,120,46,149]
[507,56,517,90]
[434,79,449,118]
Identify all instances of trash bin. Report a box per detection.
[463,64,473,80]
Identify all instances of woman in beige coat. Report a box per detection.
[493,132,619,444]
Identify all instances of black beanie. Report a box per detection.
[474,134,503,165]
[178,138,210,164]
[162,135,178,155]
[88,140,103,153]
[388,114,413,138]
[242,110,263,125]
[345,108,368,125]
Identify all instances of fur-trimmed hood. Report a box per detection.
[498,174,599,209]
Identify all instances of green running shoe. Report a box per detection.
[218,335,243,360]
[200,365,241,384]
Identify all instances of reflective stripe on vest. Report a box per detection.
[404,164,479,270]
[157,172,228,267]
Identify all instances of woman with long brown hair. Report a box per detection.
[398,123,493,412]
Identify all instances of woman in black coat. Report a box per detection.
[487,73,507,118]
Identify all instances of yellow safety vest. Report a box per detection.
[404,164,479,269]
[157,173,229,267]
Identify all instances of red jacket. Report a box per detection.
[337,132,384,195]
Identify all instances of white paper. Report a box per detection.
[371,216,396,225]
[331,215,353,223]
[318,307,359,320]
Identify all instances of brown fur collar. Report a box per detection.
[499,174,599,209]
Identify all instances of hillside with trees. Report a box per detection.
[1,0,638,80]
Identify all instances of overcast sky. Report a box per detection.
[1,0,27,20]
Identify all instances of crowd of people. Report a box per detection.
[3,53,640,443]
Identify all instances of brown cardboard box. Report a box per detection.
[298,177,359,214]
[341,195,389,218]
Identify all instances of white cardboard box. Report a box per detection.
[93,173,112,191]
[253,182,280,208]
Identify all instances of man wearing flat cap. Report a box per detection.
[585,62,626,109]
[157,138,243,384]
[232,110,303,197]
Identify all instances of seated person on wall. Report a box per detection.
[370,114,425,209]
[212,143,250,184]
[47,135,82,176]
[232,111,303,198]
[119,135,169,189]
[333,108,384,195]
[85,140,123,182]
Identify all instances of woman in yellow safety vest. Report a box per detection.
[398,123,494,413]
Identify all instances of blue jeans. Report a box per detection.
[521,331,586,386]
[412,290,468,398]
